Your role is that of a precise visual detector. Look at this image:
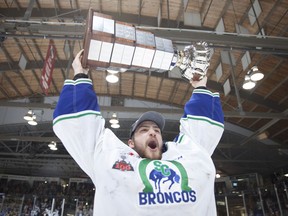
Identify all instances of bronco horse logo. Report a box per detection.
[139,159,191,193]
[149,168,180,192]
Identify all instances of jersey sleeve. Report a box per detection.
[177,88,224,155]
[53,78,105,179]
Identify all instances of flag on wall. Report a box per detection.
[41,40,57,95]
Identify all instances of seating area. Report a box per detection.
[0,173,287,215]
[0,175,95,216]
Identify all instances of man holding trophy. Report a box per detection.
[53,11,224,216]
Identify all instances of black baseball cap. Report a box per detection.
[130,111,165,138]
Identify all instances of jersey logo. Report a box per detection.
[149,167,180,192]
[112,155,134,172]
[138,159,196,206]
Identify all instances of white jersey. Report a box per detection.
[53,78,224,216]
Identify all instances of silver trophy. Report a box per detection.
[174,41,212,81]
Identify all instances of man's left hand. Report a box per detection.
[190,76,207,88]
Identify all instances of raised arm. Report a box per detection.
[53,50,105,178]
[177,76,224,155]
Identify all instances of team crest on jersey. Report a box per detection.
[138,159,196,206]
[112,155,134,172]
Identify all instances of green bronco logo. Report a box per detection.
[138,159,196,205]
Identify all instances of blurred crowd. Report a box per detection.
[0,179,95,216]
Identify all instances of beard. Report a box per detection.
[133,138,163,160]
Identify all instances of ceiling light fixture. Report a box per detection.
[28,114,37,126]
[106,70,119,83]
[109,113,119,124]
[23,110,33,121]
[107,69,119,74]
[250,66,264,82]
[109,113,120,128]
[28,118,38,126]
[242,75,256,90]
[24,110,38,126]
[48,141,58,151]
[242,66,264,90]
[111,123,120,129]
[119,68,127,72]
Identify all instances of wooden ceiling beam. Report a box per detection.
[18,73,34,95]
[138,0,143,25]
[166,0,170,27]
[156,76,164,101]
[3,73,23,97]
[175,0,188,28]
[99,0,103,13]
[23,0,36,20]
[118,0,122,16]
[0,85,10,99]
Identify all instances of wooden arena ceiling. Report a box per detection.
[0,0,287,180]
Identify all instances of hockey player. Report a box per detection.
[53,49,224,215]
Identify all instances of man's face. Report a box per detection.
[128,121,163,160]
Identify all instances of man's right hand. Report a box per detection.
[72,49,89,76]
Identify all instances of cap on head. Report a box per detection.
[130,111,165,138]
